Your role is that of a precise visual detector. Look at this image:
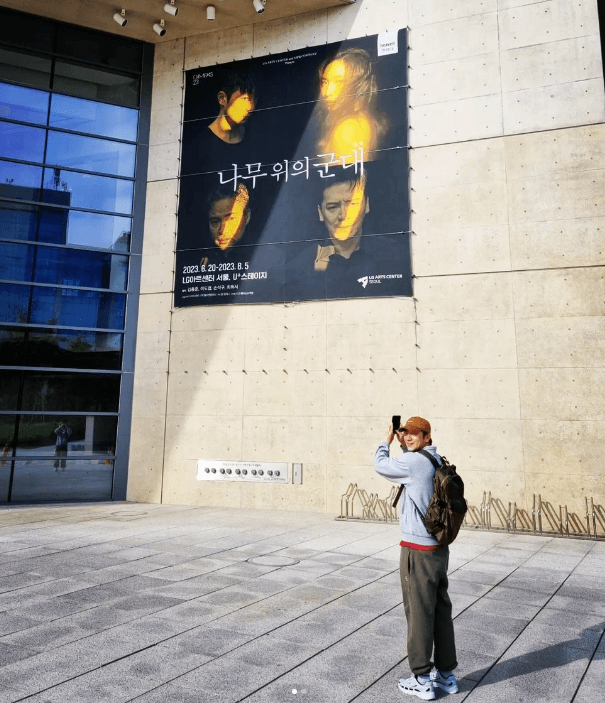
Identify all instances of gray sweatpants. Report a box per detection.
[399,545,457,676]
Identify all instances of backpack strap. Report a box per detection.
[391,450,441,509]
[418,448,441,469]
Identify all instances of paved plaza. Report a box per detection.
[0,502,603,702]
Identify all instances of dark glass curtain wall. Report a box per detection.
[0,8,153,501]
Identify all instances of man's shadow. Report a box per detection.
[456,621,605,694]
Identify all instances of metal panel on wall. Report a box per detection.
[175,29,410,306]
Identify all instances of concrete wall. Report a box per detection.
[128,0,605,521]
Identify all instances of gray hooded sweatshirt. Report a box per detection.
[374,442,442,547]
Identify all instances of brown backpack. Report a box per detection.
[417,449,467,546]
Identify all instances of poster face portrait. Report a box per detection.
[175,29,410,307]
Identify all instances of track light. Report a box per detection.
[113,9,127,27]
[252,0,266,13]
[164,1,179,16]
[153,19,166,36]
[206,5,215,20]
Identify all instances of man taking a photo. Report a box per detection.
[374,416,458,700]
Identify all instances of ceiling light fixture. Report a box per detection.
[113,9,128,27]
[252,0,266,14]
[153,19,166,36]
[164,0,179,17]
[206,5,216,20]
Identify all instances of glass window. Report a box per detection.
[29,329,122,370]
[0,121,46,163]
[15,415,117,455]
[46,131,136,178]
[0,327,26,366]
[35,208,130,251]
[21,372,120,412]
[0,10,54,55]
[0,83,49,124]
[56,25,143,75]
[0,414,16,453]
[41,168,133,214]
[9,457,114,501]
[0,283,30,324]
[30,286,126,329]
[0,161,42,201]
[0,203,39,244]
[54,61,140,109]
[33,247,128,291]
[69,211,131,251]
[37,207,69,244]
[49,94,138,142]
[0,241,35,282]
[0,371,20,410]
[0,48,52,89]
[0,326,122,370]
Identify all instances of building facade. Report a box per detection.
[1,1,604,529]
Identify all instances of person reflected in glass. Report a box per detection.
[317,48,386,163]
[53,421,71,472]
[0,444,10,467]
[209,74,256,145]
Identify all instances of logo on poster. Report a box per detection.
[358,273,404,288]
[192,72,214,85]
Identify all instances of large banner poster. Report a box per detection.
[175,29,410,306]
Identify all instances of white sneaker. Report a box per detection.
[398,675,435,700]
[430,670,458,694]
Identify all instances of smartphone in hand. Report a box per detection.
[392,415,401,433]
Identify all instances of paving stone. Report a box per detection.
[0,504,602,703]
[467,596,541,621]
[454,611,530,638]
[170,657,271,701]
[0,642,41,666]
[484,584,553,606]
[159,625,254,658]
[40,668,158,703]
[470,643,592,703]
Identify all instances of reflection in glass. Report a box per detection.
[46,131,136,178]
[15,415,117,455]
[0,10,55,55]
[49,94,138,142]
[0,371,20,410]
[0,327,25,366]
[56,25,143,74]
[0,82,49,124]
[0,413,15,503]
[0,121,46,163]
[0,326,123,370]
[33,246,128,291]
[41,168,133,214]
[0,202,38,241]
[54,61,140,109]
[0,414,16,456]
[69,211,131,251]
[0,283,30,324]
[0,160,42,201]
[9,458,114,501]
[21,372,120,412]
[0,241,34,282]
[37,208,69,244]
[0,48,51,89]
[33,208,130,250]
[30,286,126,329]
